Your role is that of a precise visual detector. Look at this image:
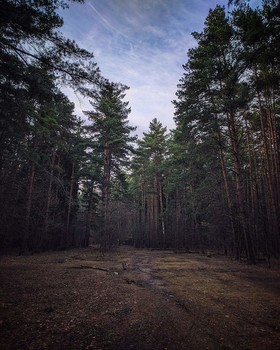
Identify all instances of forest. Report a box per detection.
[0,0,279,265]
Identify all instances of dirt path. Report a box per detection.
[1,246,280,349]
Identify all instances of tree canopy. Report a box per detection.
[0,0,279,262]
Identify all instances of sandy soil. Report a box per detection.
[0,246,280,349]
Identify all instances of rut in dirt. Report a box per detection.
[108,251,198,350]
[122,250,201,310]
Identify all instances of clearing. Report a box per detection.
[0,246,280,349]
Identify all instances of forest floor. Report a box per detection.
[0,246,280,350]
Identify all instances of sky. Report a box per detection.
[59,0,261,137]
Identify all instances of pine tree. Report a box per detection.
[0,1,102,252]
[173,2,279,260]
[131,118,167,248]
[174,6,256,261]
[84,81,136,250]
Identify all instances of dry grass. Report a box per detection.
[154,253,280,349]
[0,247,280,349]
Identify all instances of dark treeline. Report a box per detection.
[130,1,280,263]
[0,0,279,263]
[0,0,135,253]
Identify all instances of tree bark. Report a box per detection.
[43,147,56,250]
[65,160,75,248]
[21,162,35,255]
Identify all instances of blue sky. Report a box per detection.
[60,0,261,137]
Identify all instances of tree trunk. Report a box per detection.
[254,68,279,255]
[21,162,35,255]
[43,147,56,250]
[65,160,75,248]
[85,180,93,247]
[159,180,166,249]
[227,111,255,264]
[216,125,240,259]
[102,145,111,250]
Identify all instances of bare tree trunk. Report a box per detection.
[85,180,93,247]
[254,70,279,255]
[21,162,35,255]
[42,147,56,250]
[102,145,111,251]
[159,180,165,248]
[216,126,239,259]
[175,187,180,251]
[140,180,146,247]
[65,160,75,248]
[243,112,262,258]
[227,111,255,263]
[153,176,159,247]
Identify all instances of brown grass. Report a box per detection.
[0,246,280,349]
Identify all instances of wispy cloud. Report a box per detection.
[60,0,243,137]
[86,2,131,41]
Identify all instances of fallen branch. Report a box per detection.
[71,265,109,272]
